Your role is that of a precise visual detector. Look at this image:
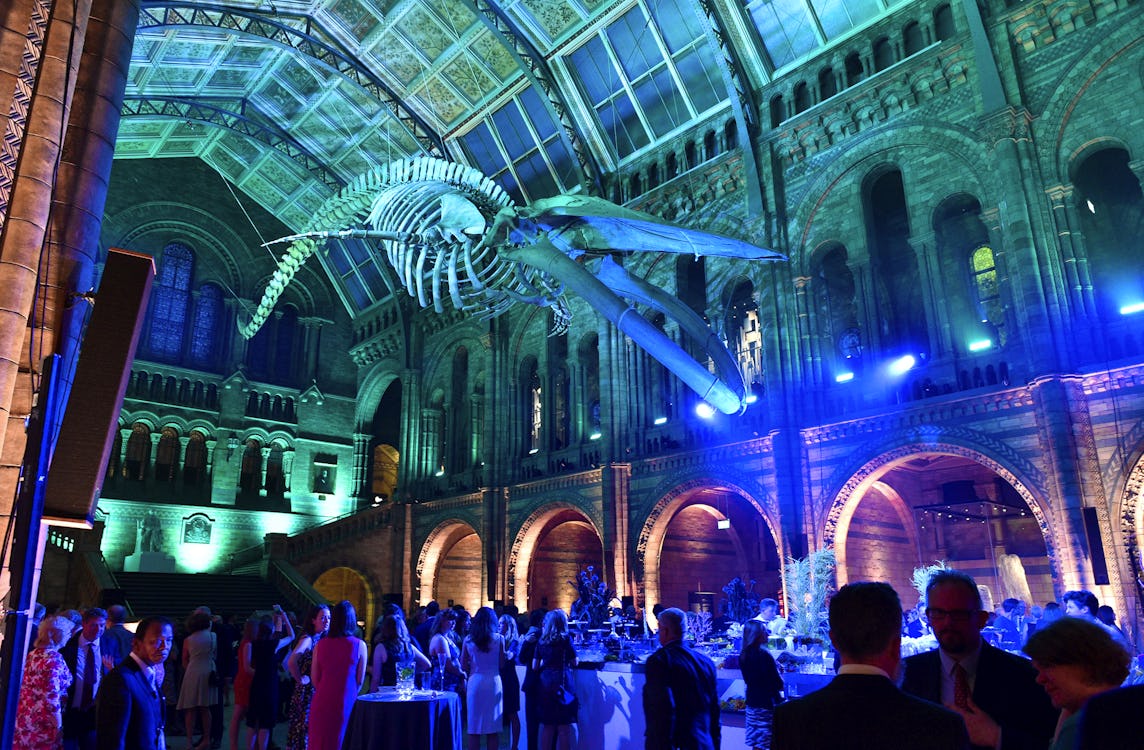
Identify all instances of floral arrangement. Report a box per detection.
[684,610,713,643]
[721,576,763,623]
[783,548,835,638]
[567,565,615,629]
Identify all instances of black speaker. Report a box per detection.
[1082,506,1110,586]
[42,248,154,526]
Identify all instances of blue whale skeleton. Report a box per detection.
[241,158,784,415]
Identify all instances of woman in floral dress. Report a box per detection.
[286,604,330,750]
[15,615,75,749]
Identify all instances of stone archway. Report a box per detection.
[416,521,483,613]
[508,503,603,613]
[825,446,1057,612]
[638,481,782,614]
[313,566,374,634]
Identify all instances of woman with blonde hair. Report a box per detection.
[498,614,523,750]
[14,615,75,748]
[532,609,578,750]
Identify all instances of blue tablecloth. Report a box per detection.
[341,688,462,750]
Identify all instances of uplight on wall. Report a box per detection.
[1120,301,1144,315]
[887,354,917,376]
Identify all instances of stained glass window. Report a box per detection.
[190,283,222,367]
[971,245,1005,345]
[147,242,194,361]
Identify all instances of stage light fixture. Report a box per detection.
[695,403,716,419]
[968,338,992,352]
[653,416,668,425]
[887,354,916,376]
[745,394,758,404]
[1120,301,1144,315]
[835,372,854,383]
[589,431,602,440]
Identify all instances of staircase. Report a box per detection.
[115,572,296,619]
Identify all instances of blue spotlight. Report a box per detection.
[1120,301,1144,315]
[835,371,855,383]
[887,354,917,376]
[968,338,993,352]
[695,403,716,419]
[653,416,668,425]
[589,431,602,441]
[744,393,758,404]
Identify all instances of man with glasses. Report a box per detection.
[901,571,1057,750]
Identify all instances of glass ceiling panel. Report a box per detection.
[563,0,728,162]
[457,87,576,204]
[746,1,906,71]
[326,238,390,312]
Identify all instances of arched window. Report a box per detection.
[265,445,285,498]
[273,305,299,384]
[239,439,263,494]
[723,279,763,386]
[124,424,151,481]
[865,168,927,355]
[580,334,601,439]
[449,347,471,473]
[934,4,955,41]
[903,21,924,55]
[769,94,785,128]
[873,37,894,72]
[548,332,569,451]
[818,67,837,100]
[845,52,865,87]
[521,358,541,455]
[190,283,223,368]
[154,427,180,483]
[724,119,738,149]
[812,244,861,363]
[183,431,207,485]
[793,82,811,114]
[146,243,194,362]
[970,246,1006,345]
[1074,147,1144,318]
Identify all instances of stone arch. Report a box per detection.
[1042,27,1144,180]
[354,367,403,433]
[791,126,991,260]
[508,501,604,611]
[1113,436,1144,646]
[636,476,783,612]
[312,564,377,636]
[821,442,1058,594]
[834,479,922,589]
[415,518,482,609]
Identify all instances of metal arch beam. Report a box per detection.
[121,95,345,190]
[137,2,450,158]
[690,0,766,216]
[462,0,603,195]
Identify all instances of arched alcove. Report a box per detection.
[313,566,374,634]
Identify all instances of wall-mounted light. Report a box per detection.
[716,518,731,530]
[1120,301,1144,316]
[968,338,993,352]
[226,435,240,461]
[653,416,668,425]
[589,431,602,441]
[835,372,855,383]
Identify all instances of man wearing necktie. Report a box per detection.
[901,571,1058,750]
[98,616,173,750]
[61,607,121,750]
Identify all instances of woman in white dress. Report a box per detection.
[177,611,217,750]
[461,607,505,750]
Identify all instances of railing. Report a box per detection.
[267,559,328,613]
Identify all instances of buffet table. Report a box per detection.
[342,687,462,750]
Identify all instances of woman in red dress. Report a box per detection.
[308,600,367,750]
[15,615,75,749]
[228,619,257,750]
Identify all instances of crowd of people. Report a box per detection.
[10,573,1141,750]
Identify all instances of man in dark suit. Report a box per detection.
[643,607,721,750]
[901,570,1057,750]
[61,607,121,750]
[1075,683,1144,749]
[772,582,969,750]
[96,615,173,750]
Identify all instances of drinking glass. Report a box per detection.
[397,659,416,699]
